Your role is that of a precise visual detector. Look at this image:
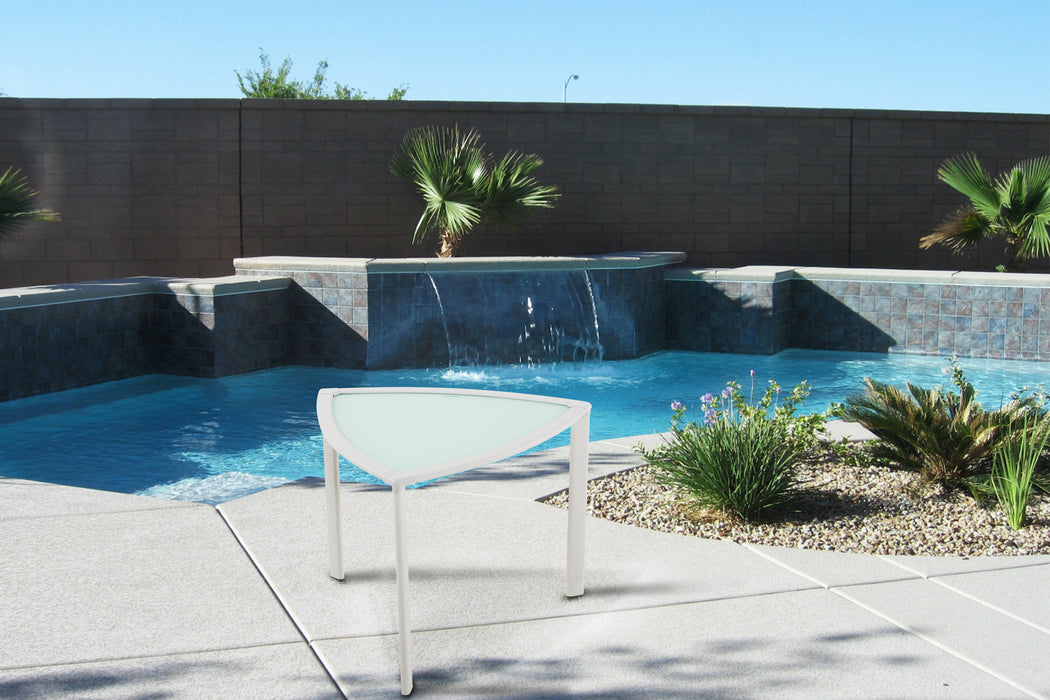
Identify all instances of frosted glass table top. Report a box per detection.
[316,387,591,487]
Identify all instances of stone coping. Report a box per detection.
[234,251,687,274]
[7,261,1050,311]
[0,276,291,310]
[664,266,798,283]
[665,265,1050,287]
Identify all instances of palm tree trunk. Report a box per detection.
[438,230,461,258]
[1006,236,1027,273]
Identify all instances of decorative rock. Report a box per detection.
[542,456,1050,557]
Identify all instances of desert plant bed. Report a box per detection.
[543,452,1050,557]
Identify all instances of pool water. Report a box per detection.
[0,349,1046,504]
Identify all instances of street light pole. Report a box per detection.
[563,74,579,103]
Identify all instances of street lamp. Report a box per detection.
[563,74,579,102]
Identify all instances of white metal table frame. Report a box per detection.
[317,387,591,696]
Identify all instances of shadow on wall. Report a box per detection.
[664,279,896,354]
[790,279,898,353]
[287,285,368,369]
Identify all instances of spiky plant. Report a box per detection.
[0,168,59,239]
[390,125,558,257]
[838,365,1040,484]
[990,416,1050,530]
[920,153,1050,272]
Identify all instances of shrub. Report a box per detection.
[835,360,1044,485]
[991,417,1050,530]
[637,375,827,521]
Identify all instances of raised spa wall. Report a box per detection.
[2,253,1050,401]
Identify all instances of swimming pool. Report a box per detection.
[0,349,1045,504]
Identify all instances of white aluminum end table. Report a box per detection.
[316,387,591,696]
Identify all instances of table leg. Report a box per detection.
[324,439,345,580]
[393,484,413,695]
[566,414,589,598]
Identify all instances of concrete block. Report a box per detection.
[316,587,1021,699]
[0,506,301,668]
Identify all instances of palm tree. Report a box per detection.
[920,153,1050,272]
[0,168,59,239]
[390,125,559,257]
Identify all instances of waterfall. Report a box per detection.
[581,271,604,361]
[423,270,604,368]
[425,273,453,365]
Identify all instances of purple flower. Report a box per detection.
[704,408,718,424]
[670,400,683,411]
[721,387,733,399]
[750,369,756,377]
[700,393,714,405]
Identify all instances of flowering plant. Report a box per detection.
[638,371,829,521]
[668,372,828,451]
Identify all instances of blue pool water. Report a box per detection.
[0,349,1046,504]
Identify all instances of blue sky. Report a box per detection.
[5,0,1048,114]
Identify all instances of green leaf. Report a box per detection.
[0,167,60,239]
[937,153,999,216]
[390,125,558,254]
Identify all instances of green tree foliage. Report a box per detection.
[920,153,1050,272]
[389,125,559,257]
[0,168,60,239]
[235,50,407,101]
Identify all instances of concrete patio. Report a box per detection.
[3,435,1050,698]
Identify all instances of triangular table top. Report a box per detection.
[317,387,591,487]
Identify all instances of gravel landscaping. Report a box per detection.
[543,450,1050,557]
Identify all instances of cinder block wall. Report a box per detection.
[1,99,1047,288]
[0,99,241,287]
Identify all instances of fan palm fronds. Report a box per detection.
[390,126,558,257]
[0,168,60,239]
[921,153,1050,272]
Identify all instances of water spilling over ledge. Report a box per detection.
[421,270,604,367]
[235,252,681,370]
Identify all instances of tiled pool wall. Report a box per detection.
[4,254,1050,400]
[0,277,291,401]
[664,266,1050,359]
[234,254,673,369]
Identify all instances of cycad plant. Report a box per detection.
[390,125,559,257]
[0,168,59,238]
[837,363,1039,484]
[920,153,1050,272]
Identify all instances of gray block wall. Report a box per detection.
[1,99,1047,289]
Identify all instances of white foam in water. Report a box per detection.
[138,471,291,505]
